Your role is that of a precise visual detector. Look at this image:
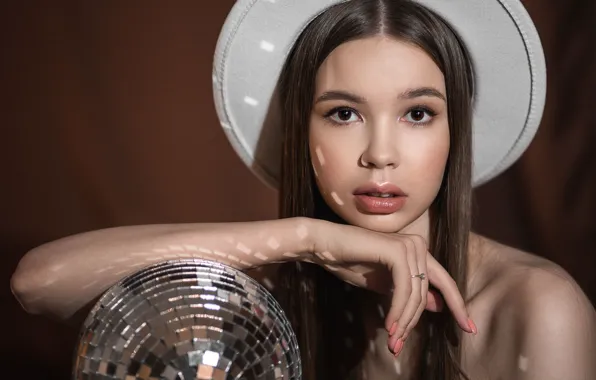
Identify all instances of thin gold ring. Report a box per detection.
[411,273,426,280]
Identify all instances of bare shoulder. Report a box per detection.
[474,236,592,312]
[467,235,596,380]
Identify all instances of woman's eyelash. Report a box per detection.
[408,105,437,116]
[323,107,361,124]
[401,106,437,126]
[322,105,438,126]
[323,106,357,118]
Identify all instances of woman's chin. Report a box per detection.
[341,212,411,234]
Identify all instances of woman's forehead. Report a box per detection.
[315,36,446,98]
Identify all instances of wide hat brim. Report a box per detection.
[212,0,546,189]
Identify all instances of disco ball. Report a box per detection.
[72,259,301,380]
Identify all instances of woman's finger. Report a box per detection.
[383,243,412,334]
[425,289,444,312]
[402,238,430,339]
[426,255,475,334]
[393,238,422,340]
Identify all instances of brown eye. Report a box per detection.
[402,107,436,126]
[326,107,361,124]
[338,109,354,121]
[410,109,425,121]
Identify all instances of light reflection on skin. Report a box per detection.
[518,355,529,371]
[331,191,345,206]
[296,224,309,240]
[394,360,402,374]
[236,242,252,254]
[315,146,326,166]
[267,237,281,250]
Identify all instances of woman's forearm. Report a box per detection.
[10,217,316,320]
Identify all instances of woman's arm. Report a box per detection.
[10,217,314,321]
[11,217,474,347]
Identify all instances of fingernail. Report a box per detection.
[467,318,478,335]
[389,322,398,336]
[393,339,404,356]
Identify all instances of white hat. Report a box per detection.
[212,0,546,189]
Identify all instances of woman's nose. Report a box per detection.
[359,126,399,169]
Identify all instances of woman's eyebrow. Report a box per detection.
[399,87,446,101]
[315,90,366,104]
[315,87,446,104]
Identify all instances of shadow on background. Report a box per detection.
[1,1,594,378]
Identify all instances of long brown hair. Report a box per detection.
[276,1,475,378]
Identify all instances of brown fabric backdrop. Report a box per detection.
[1,1,594,378]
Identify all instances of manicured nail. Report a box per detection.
[389,322,398,336]
[467,318,478,335]
[393,339,404,356]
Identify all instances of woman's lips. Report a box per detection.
[354,194,406,214]
[353,182,407,214]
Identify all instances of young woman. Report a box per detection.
[11,0,595,379]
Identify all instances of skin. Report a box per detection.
[308,36,595,379]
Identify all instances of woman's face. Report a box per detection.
[309,36,449,233]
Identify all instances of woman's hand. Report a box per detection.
[306,219,475,354]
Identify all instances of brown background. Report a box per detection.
[1,1,594,378]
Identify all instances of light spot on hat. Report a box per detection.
[315,146,326,166]
[244,96,259,107]
[331,192,344,206]
[260,40,275,52]
[518,355,529,371]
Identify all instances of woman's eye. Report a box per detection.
[327,108,360,124]
[402,108,435,125]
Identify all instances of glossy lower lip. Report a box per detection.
[354,195,406,214]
